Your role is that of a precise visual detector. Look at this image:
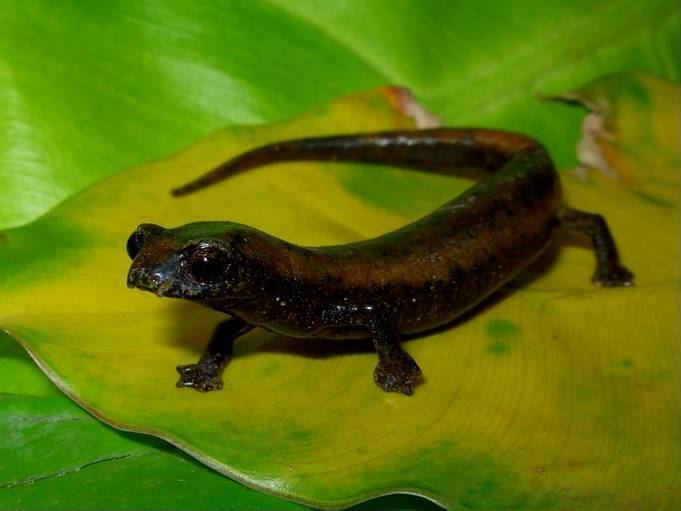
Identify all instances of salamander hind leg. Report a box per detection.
[370,315,423,395]
[176,317,253,392]
[558,207,634,287]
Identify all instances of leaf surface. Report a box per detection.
[1,77,679,509]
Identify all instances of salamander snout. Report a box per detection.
[126,223,181,294]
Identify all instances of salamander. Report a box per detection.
[126,128,633,395]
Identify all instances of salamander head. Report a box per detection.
[126,221,263,302]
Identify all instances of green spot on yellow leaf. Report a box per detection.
[486,319,520,339]
[485,319,519,354]
[488,340,511,355]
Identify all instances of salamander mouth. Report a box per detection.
[126,266,251,303]
[128,280,250,303]
[126,265,191,298]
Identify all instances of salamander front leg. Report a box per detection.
[176,317,253,392]
[370,317,423,395]
[559,207,634,287]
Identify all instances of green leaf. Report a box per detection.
[1,0,678,228]
[0,394,306,510]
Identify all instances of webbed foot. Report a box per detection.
[176,361,224,392]
[592,264,634,287]
[374,351,423,395]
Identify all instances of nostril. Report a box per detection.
[151,271,164,287]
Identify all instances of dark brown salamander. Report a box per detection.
[126,129,633,395]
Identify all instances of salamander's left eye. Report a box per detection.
[187,246,228,281]
[126,230,144,260]
[126,224,165,260]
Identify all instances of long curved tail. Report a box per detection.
[172,128,544,197]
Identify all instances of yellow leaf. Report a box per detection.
[1,76,679,509]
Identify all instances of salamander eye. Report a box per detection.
[127,224,165,260]
[187,246,228,281]
[126,230,144,260]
